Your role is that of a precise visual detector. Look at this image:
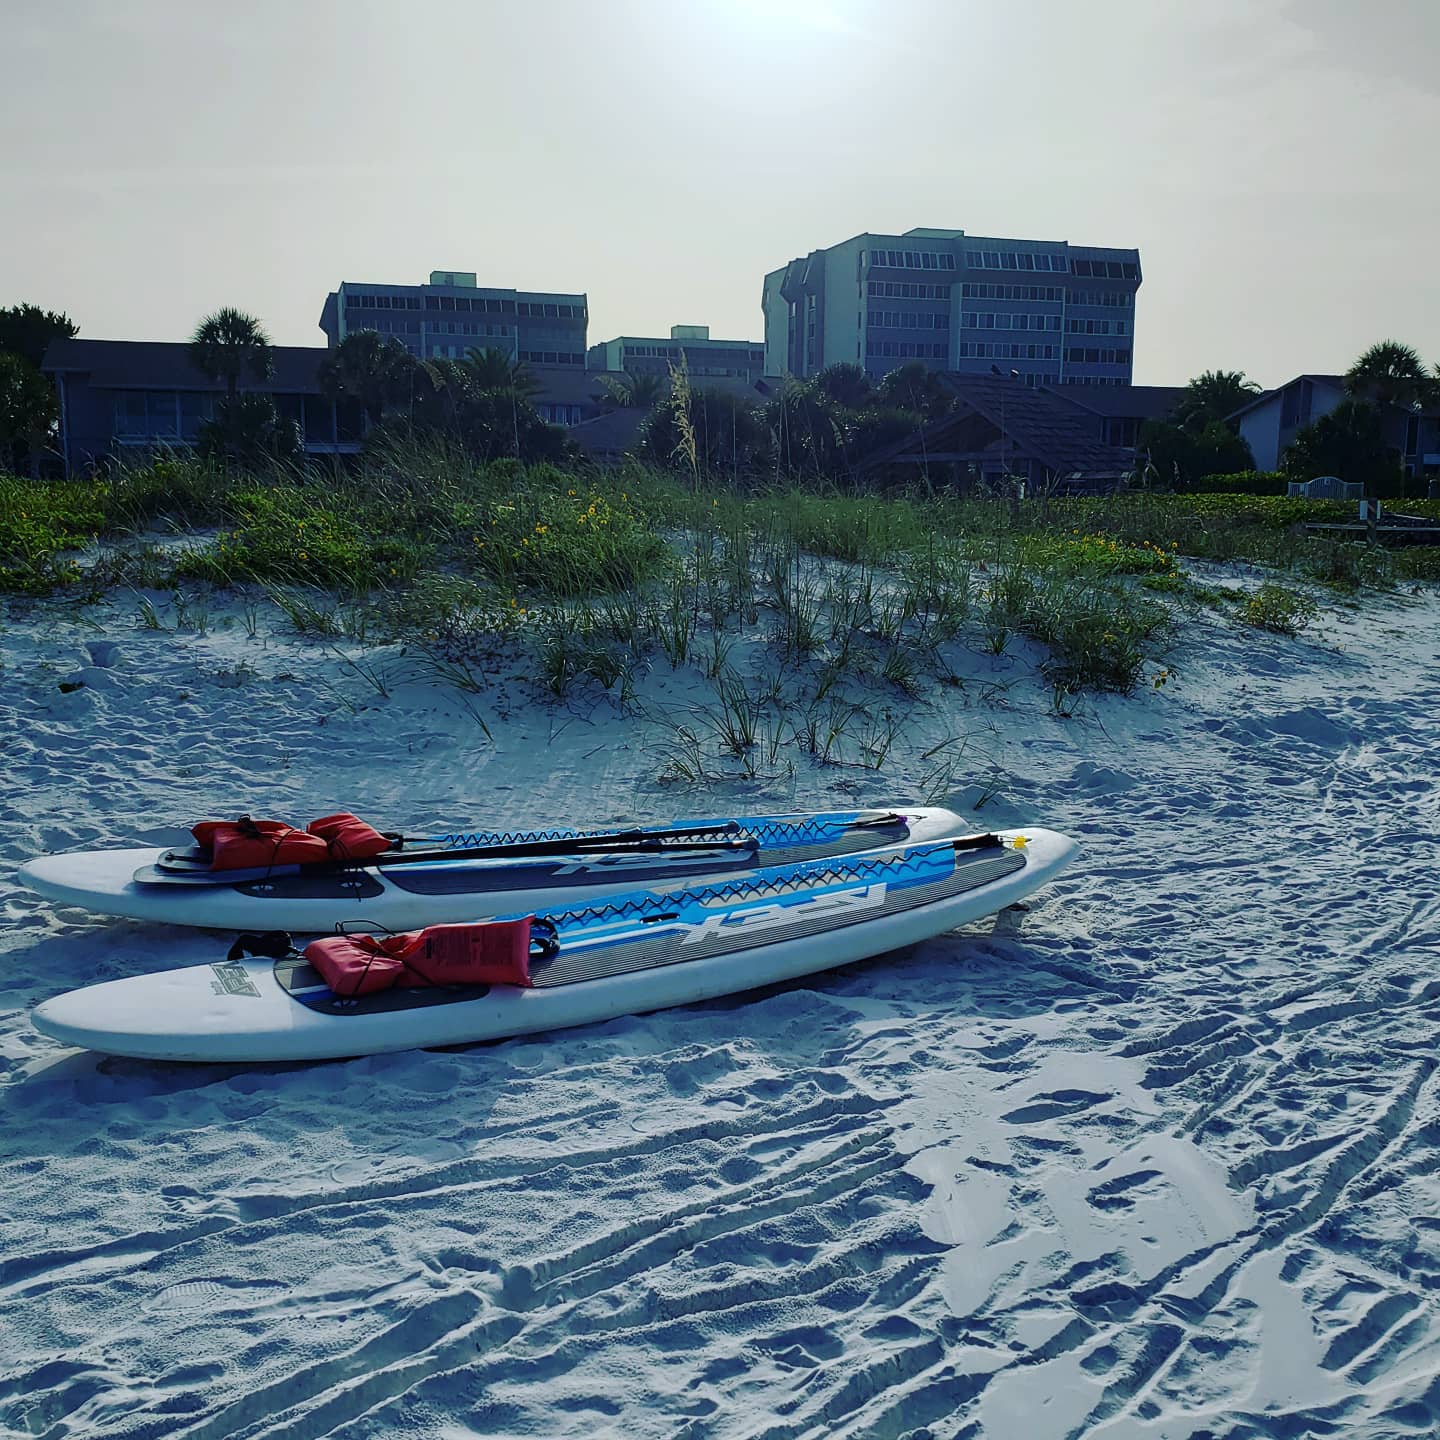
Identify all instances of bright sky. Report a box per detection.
[2,0,1436,386]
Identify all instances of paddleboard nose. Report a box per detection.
[17,852,97,907]
[31,993,89,1050]
[1003,827,1081,873]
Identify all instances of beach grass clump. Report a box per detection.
[1394,547,1440,582]
[757,491,932,564]
[1294,539,1393,591]
[977,564,1039,655]
[1023,577,1174,696]
[1239,582,1318,635]
[532,606,639,700]
[103,455,236,529]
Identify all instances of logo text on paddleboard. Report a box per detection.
[680,883,887,945]
[210,962,261,998]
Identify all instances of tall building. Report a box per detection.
[587,325,766,381]
[762,228,1141,388]
[319,270,587,367]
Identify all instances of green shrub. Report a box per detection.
[759,491,931,564]
[460,485,667,597]
[1015,530,1178,576]
[1295,539,1393,590]
[107,455,233,527]
[1240,583,1318,635]
[0,474,106,592]
[174,488,426,589]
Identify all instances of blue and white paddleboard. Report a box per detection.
[17,807,965,932]
[32,828,1077,1063]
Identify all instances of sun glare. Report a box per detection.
[727,0,867,38]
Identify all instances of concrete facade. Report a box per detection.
[587,326,766,381]
[319,270,587,367]
[762,227,1141,389]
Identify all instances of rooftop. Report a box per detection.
[1047,384,1187,422]
[861,373,1134,477]
[43,338,330,394]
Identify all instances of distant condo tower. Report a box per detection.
[319,270,588,367]
[587,325,767,381]
[762,229,1140,387]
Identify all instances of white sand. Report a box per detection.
[2,576,1439,1438]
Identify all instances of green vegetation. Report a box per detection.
[4,328,1438,757]
[1344,340,1438,412]
[1240,583,1319,636]
[0,305,76,480]
[1137,369,1261,488]
[0,472,105,592]
[6,451,1437,729]
[1178,470,1287,496]
[0,304,78,371]
[1281,399,1404,496]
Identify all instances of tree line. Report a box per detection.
[1138,342,1439,493]
[186,310,570,467]
[2,296,1436,490]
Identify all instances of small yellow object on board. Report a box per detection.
[1010,835,1029,850]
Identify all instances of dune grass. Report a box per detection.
[4,452,1437,741]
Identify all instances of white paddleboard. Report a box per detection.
[18,807,967,932]
[32,828,1077,1063]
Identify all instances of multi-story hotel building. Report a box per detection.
[319,269,587,368]
[762,228,1141,388]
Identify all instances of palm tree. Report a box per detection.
[189,308,273,400]
[815,362,875,410]
[1175,370,1261,428]
[876,361,954,420]
[594,372,667,410]
[463,346,539,401]
[318,330,416,426]
[624,372,667,408]
[1345,340,1435,411]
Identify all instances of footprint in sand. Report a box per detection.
[142,1278,288,1314]
[327,1137,465,1184]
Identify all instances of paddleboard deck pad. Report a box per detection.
[32,827,1078,1062]
[18,807,969,932]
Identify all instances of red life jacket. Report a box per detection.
[304,918,536,996]
[306,813,393,862]
[193,812,394,870]
[193,818,329,871]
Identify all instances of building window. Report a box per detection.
[114,390,192,439]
